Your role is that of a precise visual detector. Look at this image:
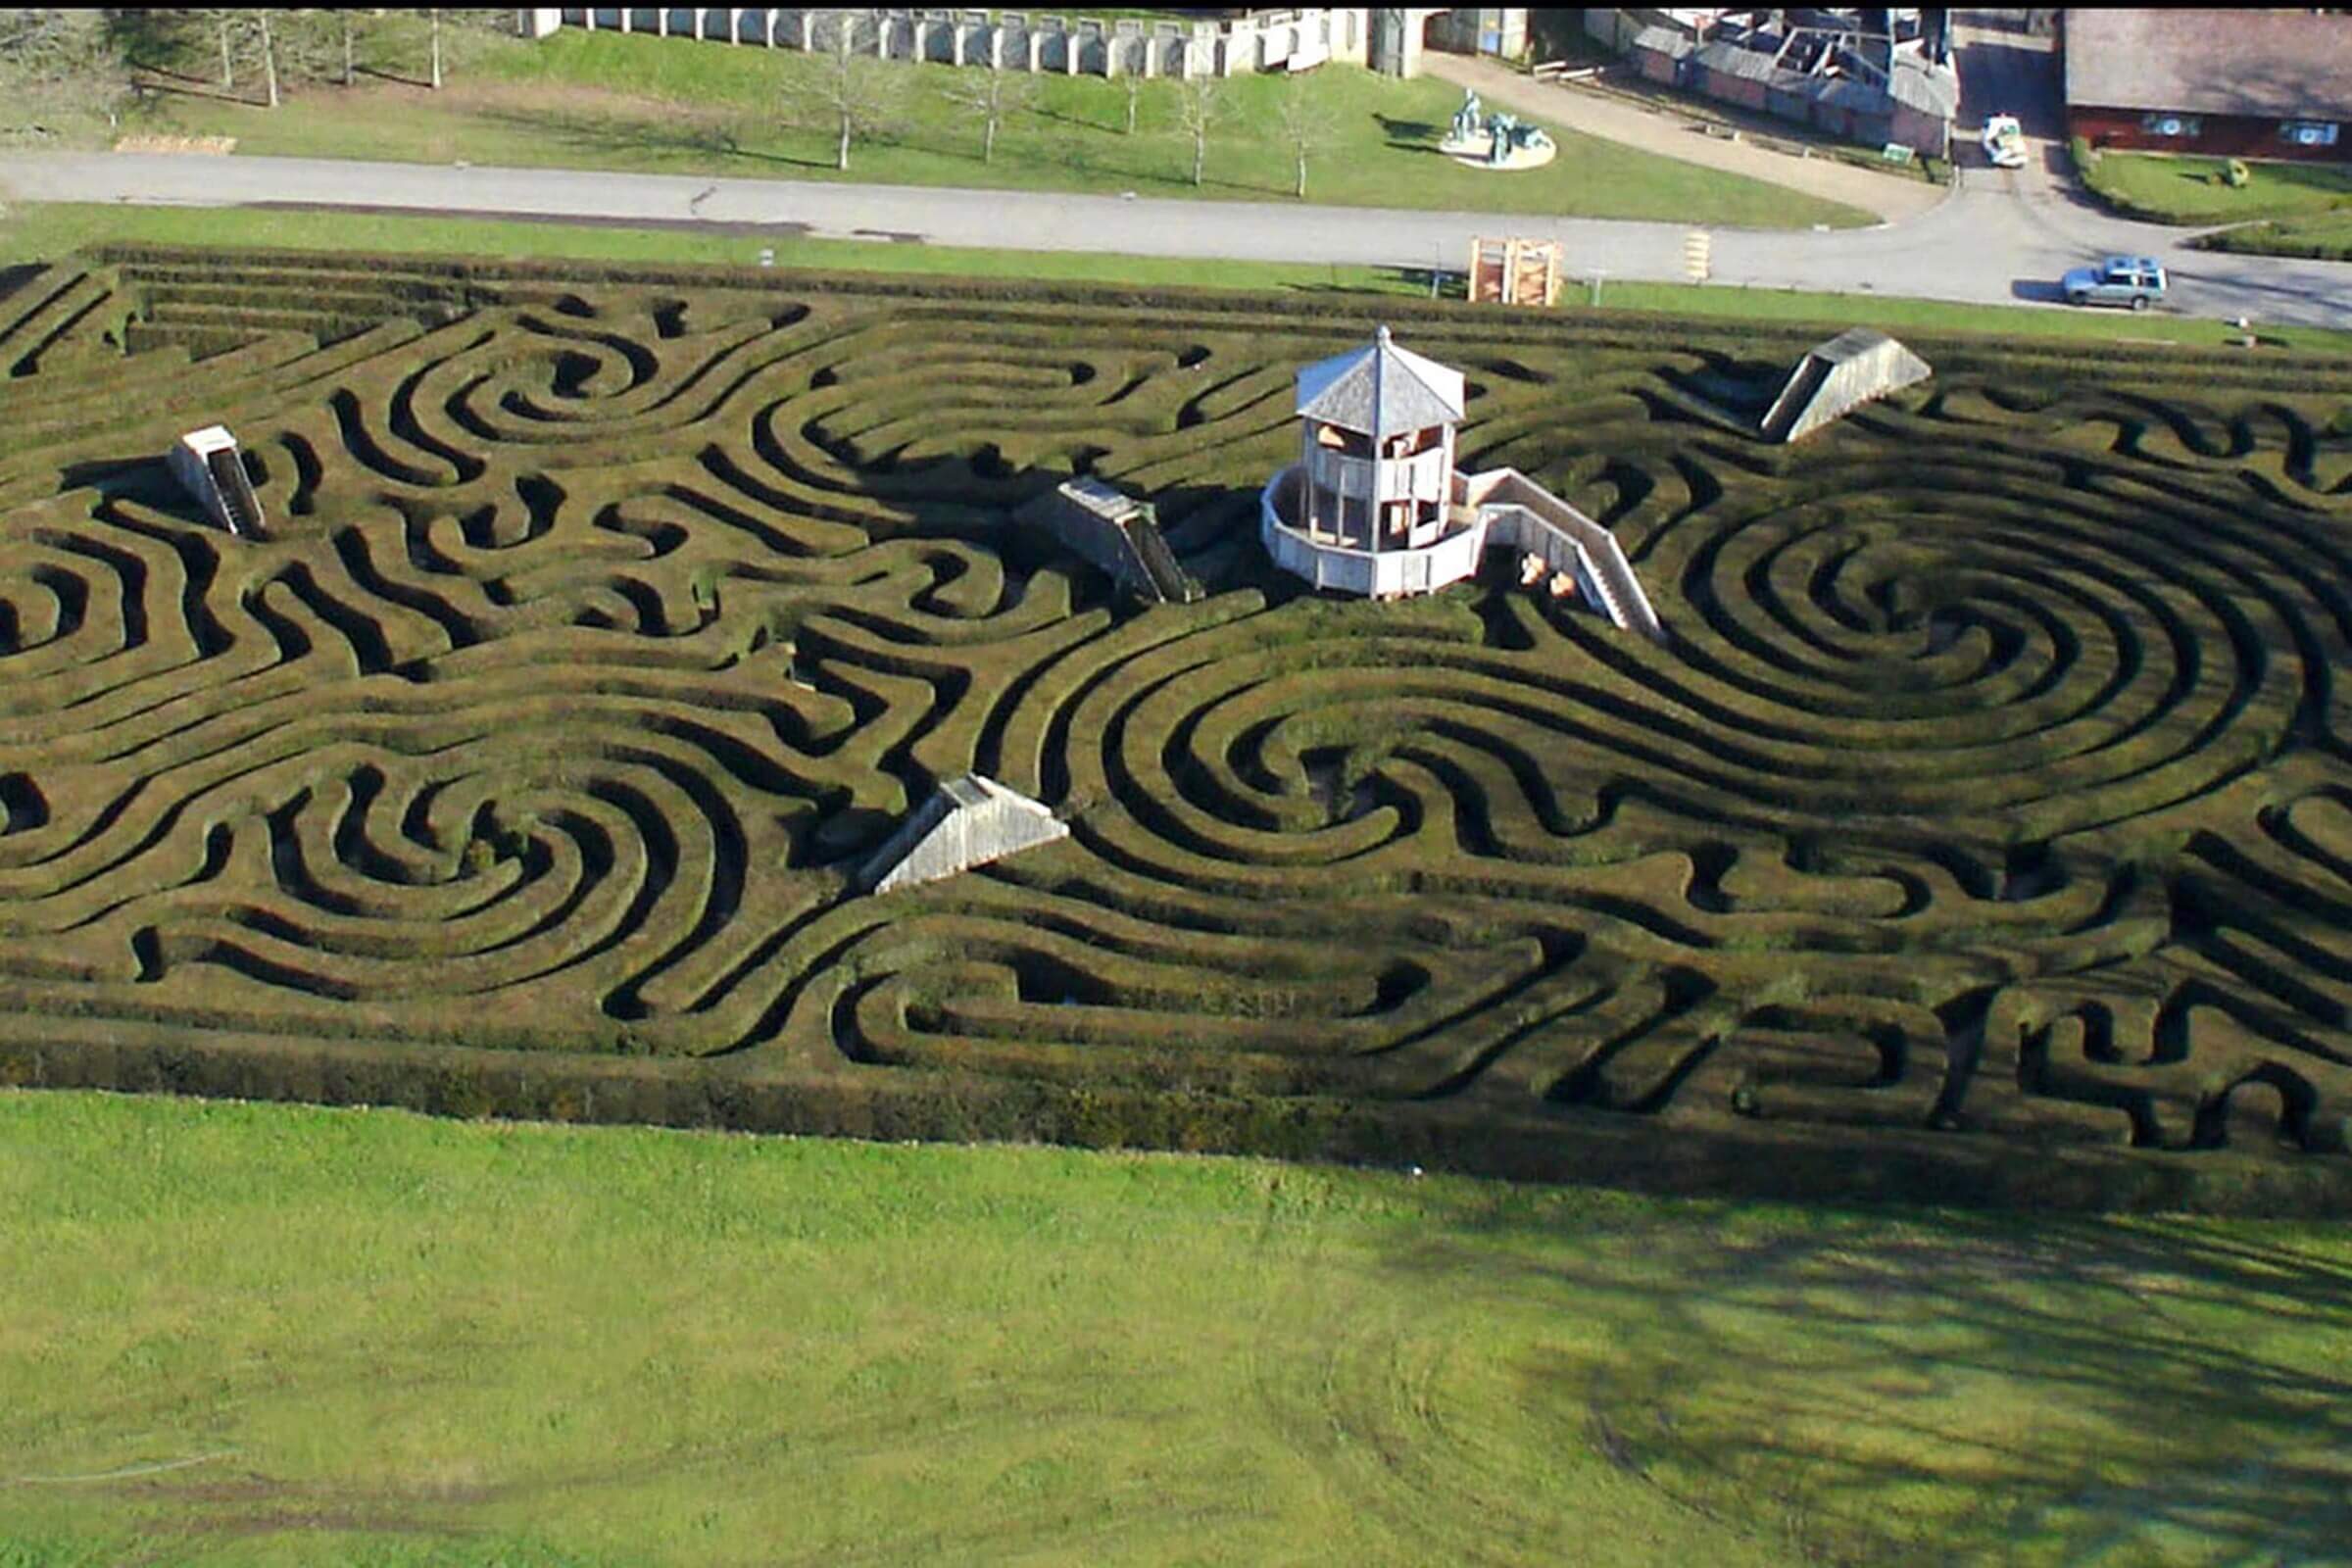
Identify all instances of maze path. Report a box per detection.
[2,254,2349,1193]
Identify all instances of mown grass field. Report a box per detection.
[115,20,1873,228]
[3,1088,2348,1567]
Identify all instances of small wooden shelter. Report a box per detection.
[1467,237,1561,307]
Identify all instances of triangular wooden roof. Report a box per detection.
[1296,325,1466,439]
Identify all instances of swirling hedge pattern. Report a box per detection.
[5,253,2352,1179]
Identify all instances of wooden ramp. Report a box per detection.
[1761,329,1932,443]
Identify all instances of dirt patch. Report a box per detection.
[114,134,238,155]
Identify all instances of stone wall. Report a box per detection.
[555,8,1375,79]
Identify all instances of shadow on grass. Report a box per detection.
[1030,104,1116,136]
[1378,1202,2352,1564]
[467,105,834,172]
[129,75,254,107]
[1374,113,1441,142]
[124,63,214,87]
[238,199,819,243]
[0,263,46,309]
[1284,267,1451,299]
[354,65,431,90]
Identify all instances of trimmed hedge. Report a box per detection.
[0,247,2343,1211]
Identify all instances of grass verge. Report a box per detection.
[2194,213,2352,263]
[0,200,1422,295]
[1,1089,2346,1567]
[2076,145,2352,224]
[7,199,2347,354]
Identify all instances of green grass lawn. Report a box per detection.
[1,1089,2346,1567]
[2082,148,2352,224]
[118,24,1873,228]
[11,199,2349,355]
[2198,211,2352,262]
[0,199,1423,296]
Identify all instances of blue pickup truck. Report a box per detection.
[2063,256,2168,311]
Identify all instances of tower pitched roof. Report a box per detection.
[1295,325,1466,440]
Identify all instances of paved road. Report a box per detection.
[2,19,2345,328]
[0,146,1711,288]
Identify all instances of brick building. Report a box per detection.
[2064,9,2352,162]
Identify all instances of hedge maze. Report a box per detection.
[4,248,2352,1209]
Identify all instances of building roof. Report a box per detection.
[2063,9,2352,121]
[1694,38,1777,79]
[1815,75,1892,115]
[1888,59,1959,118]
[1296,326,1464,439]
[1629,24,1692,58]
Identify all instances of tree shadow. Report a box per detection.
[1029,104,1114,135]
[354,65,431,91]
[1377,1200,2352,1564]
[128,74,252,107]
[240,199,819,243]
[124,63,211,87]
[465,105,833,172]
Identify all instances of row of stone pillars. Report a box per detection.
[566,9,1352,78]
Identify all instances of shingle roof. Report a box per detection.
[1296,327,1465,439]
[1815,75,1891,115]
[2062,8,2352,121]
[1888,59,1959,118]
[1629,25,1692,59]
[1694,39,1777,80]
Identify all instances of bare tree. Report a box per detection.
[200,7,236,87]
[189,9,298,108]
[0,10,135,141]
[779,11,906,173]
[410,10,509,90]
[257,9,279,107]
[944,65,1038,165]
[341,10,361,86]
[1171,74,1224,187]
[1124,72,1141,135]
[1275,74,1339,199]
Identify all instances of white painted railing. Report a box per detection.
[1464,468,1665,642]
